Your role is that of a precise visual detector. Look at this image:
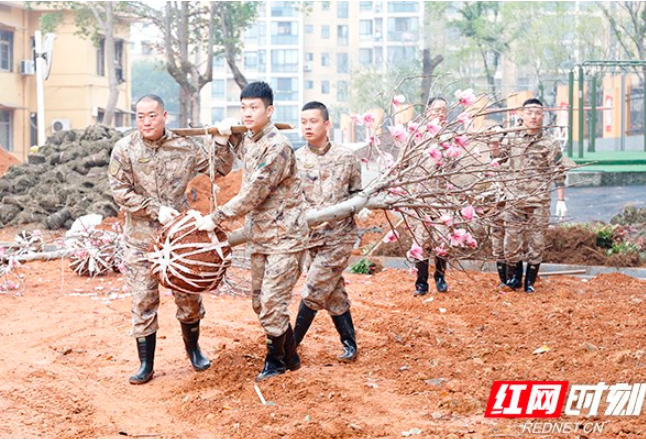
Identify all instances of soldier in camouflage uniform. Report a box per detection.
[411,96,451,296]
[196,82,309,382]
[293,101,362,362]
[500,98,567,293]
[109,94,236,384]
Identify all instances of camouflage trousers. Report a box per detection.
[301,243,353,316]
[489,211,506,261]
[251,251,305,337]
[503,204,551,265]
[124,241,205,338]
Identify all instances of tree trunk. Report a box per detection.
[421,48,444,105]
[89,2,119,126]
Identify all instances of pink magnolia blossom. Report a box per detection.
[407,122,425,140]
[368,134,381,146]
[423,215,434,225]
[349,113,362,125]
[435,244,448,257]
[382,230,400,243]
[455,135,469,148]
[388,124,407,142]
[475,207,485,214]
[460,205,475,221]
[426,147,443,165]
[5,280,19,290]
[455,88,476,106]
[388,186,407,196]
[439,141,451,150]
[464,232,478,248]
[489,158,501,167]
[406,243,425,261]
[117,263,126,273]
[450,228,468,247]
[392,94,406,107]
[426,121,442,137]
[440,214,453,226]
[445,182,455,190]
[32,229,42,237]
[362,112,376,126]
[457,112,473,126]
[102,237,113,245]
[0,247,4,258]
[445,143,463,159]
[10,259,21,268]
[361,157,369,164]
[408,266,418,275]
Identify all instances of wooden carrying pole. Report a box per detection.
[173,123,294,137]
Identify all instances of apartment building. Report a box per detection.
[0,1,131,160]
[203,0,423,147]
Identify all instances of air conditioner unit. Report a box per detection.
[304,63,312,72]
[51,118,71,133]
[20,60,35,75]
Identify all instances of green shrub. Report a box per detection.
[350,258,376,274]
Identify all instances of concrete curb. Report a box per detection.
[348,256,646,280]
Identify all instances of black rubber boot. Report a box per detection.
[496,262,508,288]
[293,300,318,347]
[506,261,524,289]
[129,333,156,385]
[413,259,429,296]
[524,263,541,293]
[434,257,448,293]
[283,324,301,371]
[181,321,211,372]
[255,332,287,382]
[331,310,358,362]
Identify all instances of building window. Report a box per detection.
[211,107,224,124]
[212,80,225,99]
[337,53,349,74]
[274,105,299,125]
[271,21,298,45]
[388,1,418,13]
[305,24,313,34]
[0,110,12,151]
[97,37,124,80]
[337,25,349,46]
[271,1,296,17]
[0,30,13,72]
[337,1,348,18]
[305,52,314,62]
[388,45,417,63]
[322,2,330,11]
[271,49,298,72]
[359,48,373,65]
[321,53,330,67]
[321,25,329,39]
[271,77,299,101]
[388,17,418,41]
[97,38,105,76]
[321,80,330,94]
[305,80,314,90]
[360,1,373,11]
[359,20,373,39]
[258,50,266,72]
[244,52,258,70]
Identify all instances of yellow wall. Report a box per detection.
[0,2,131,161]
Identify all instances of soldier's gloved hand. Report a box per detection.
[213,118,239,146]
[158,205,180,225]
[555,200,567,218]
[195,214,218,232]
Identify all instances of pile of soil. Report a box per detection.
[1,218,645,438]
[0,146,20,176]
[355,209,646,268]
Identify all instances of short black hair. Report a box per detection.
[523,98,543,107]
[135,94,165,110]
[241,81,273,107]
[427,96,447,107]
[301,101,329,121]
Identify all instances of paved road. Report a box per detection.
[551,185,645,223]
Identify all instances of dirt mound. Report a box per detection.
[0,146,20,177]
[186,170,243,214]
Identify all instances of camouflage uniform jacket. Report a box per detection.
[109,129,234,242]
[500,129,566,205]
[296,141,362,247]
[216,123,309,255]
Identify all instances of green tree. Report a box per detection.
[132,1,258,126]
[40,1,132,126]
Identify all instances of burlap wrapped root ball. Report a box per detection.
[149,211,232,294]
